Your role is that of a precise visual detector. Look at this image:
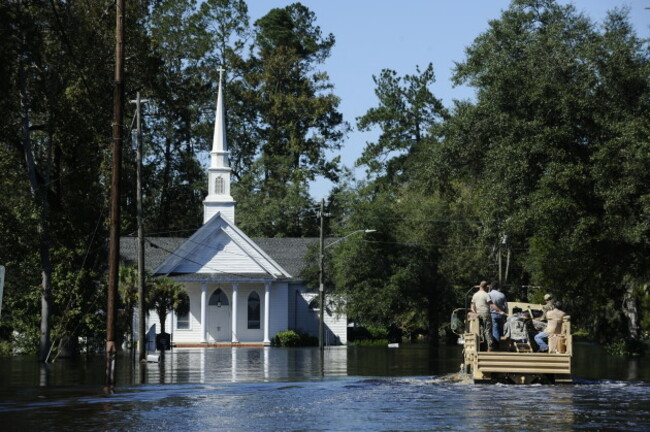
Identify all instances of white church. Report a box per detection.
[121,75,347,347]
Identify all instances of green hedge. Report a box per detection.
[272,330,318,347]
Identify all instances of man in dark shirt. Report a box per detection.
[488,281,509,348]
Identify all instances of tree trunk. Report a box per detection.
[158,306,167,336]
[20,61,53,362]
[623,283,639,340]
[159,135,172,231]
[427,280,439,346]
[158,310,167,359]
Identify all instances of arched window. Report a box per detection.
[176,292,190,329]
[209,288,229,307]
[248,292,260,329]
[214,176,225,194]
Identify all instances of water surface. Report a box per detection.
[0,343,648,431]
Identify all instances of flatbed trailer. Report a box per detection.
[457,301,573,384]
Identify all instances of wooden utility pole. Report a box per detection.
[106,0,125,391]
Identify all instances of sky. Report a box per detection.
[245,0,650,200]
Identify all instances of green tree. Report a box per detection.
[118,265,140,348]
[325,64,450,340]
[356,63,447,185]
[0,0,125,359]
[147,277,189,336]
[233,3,348,237]
[122,0,250,236]
[434,0,650,340]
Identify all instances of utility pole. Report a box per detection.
[0,265,5,320]
[106,0,125,392]
[503,235,510,283]
[318,199,325,351]
[130,92,149,364]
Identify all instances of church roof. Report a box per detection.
[119,236,319,281]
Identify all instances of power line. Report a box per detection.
[146,238,275,280]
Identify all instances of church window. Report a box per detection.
[214,176,225,194]
[209,288,229,307]
[176,311,190,330]
[248,292,260,329]
[176,292,190,329]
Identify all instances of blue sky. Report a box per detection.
[246,0,650,199]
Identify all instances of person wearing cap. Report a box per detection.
[535,301,565,352]
[540,294,555,321]
[471,281,494,351]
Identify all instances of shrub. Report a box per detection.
[605,337,647,357]
[0,341,12,357]
[348,325,389,344]
[272,331,319,347]
[367,326,388,340]
[272,330,301,347]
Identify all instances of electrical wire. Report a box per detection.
[146,238,276,280]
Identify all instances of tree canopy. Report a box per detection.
[1,0,648,356]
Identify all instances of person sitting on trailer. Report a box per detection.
[532,293,557,332]
[504,311,529,340]
[504,308,537,351]
[541,294,556,319]
[534,302,566,352]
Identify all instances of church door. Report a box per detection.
[208,288,231,342]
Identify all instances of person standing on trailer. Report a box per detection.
[471,281,494,351]
[488,281,509,348]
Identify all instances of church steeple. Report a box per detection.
[203,69,235,223]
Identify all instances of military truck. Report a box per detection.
[453,300,572,384]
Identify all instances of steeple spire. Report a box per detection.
[211,68,227,162]
[203,68,235,224]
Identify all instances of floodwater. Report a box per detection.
[0,343,649,431]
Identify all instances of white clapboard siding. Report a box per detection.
[268,282,289,338]
[294,292,319,336]
[232,285,265,343]
[143,282,296,344]
[172,286,203,343]
[154,215,288,278]
[199,237,266,274]
[325,307,348,345]
[175,231,267,274]
[296,292,347,345]
[139,283,347,345]
[220,224,288,277]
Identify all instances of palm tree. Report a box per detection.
[147,276,189,338]
[118,265,140,349]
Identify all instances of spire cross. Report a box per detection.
[217,67,225,83]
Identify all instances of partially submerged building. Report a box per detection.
[120,75,347,347]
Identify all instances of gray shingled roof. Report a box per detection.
[120,237,186,273]
[252,237,318,277]
[120,236,320,281]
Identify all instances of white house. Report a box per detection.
[120,74,347,347]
